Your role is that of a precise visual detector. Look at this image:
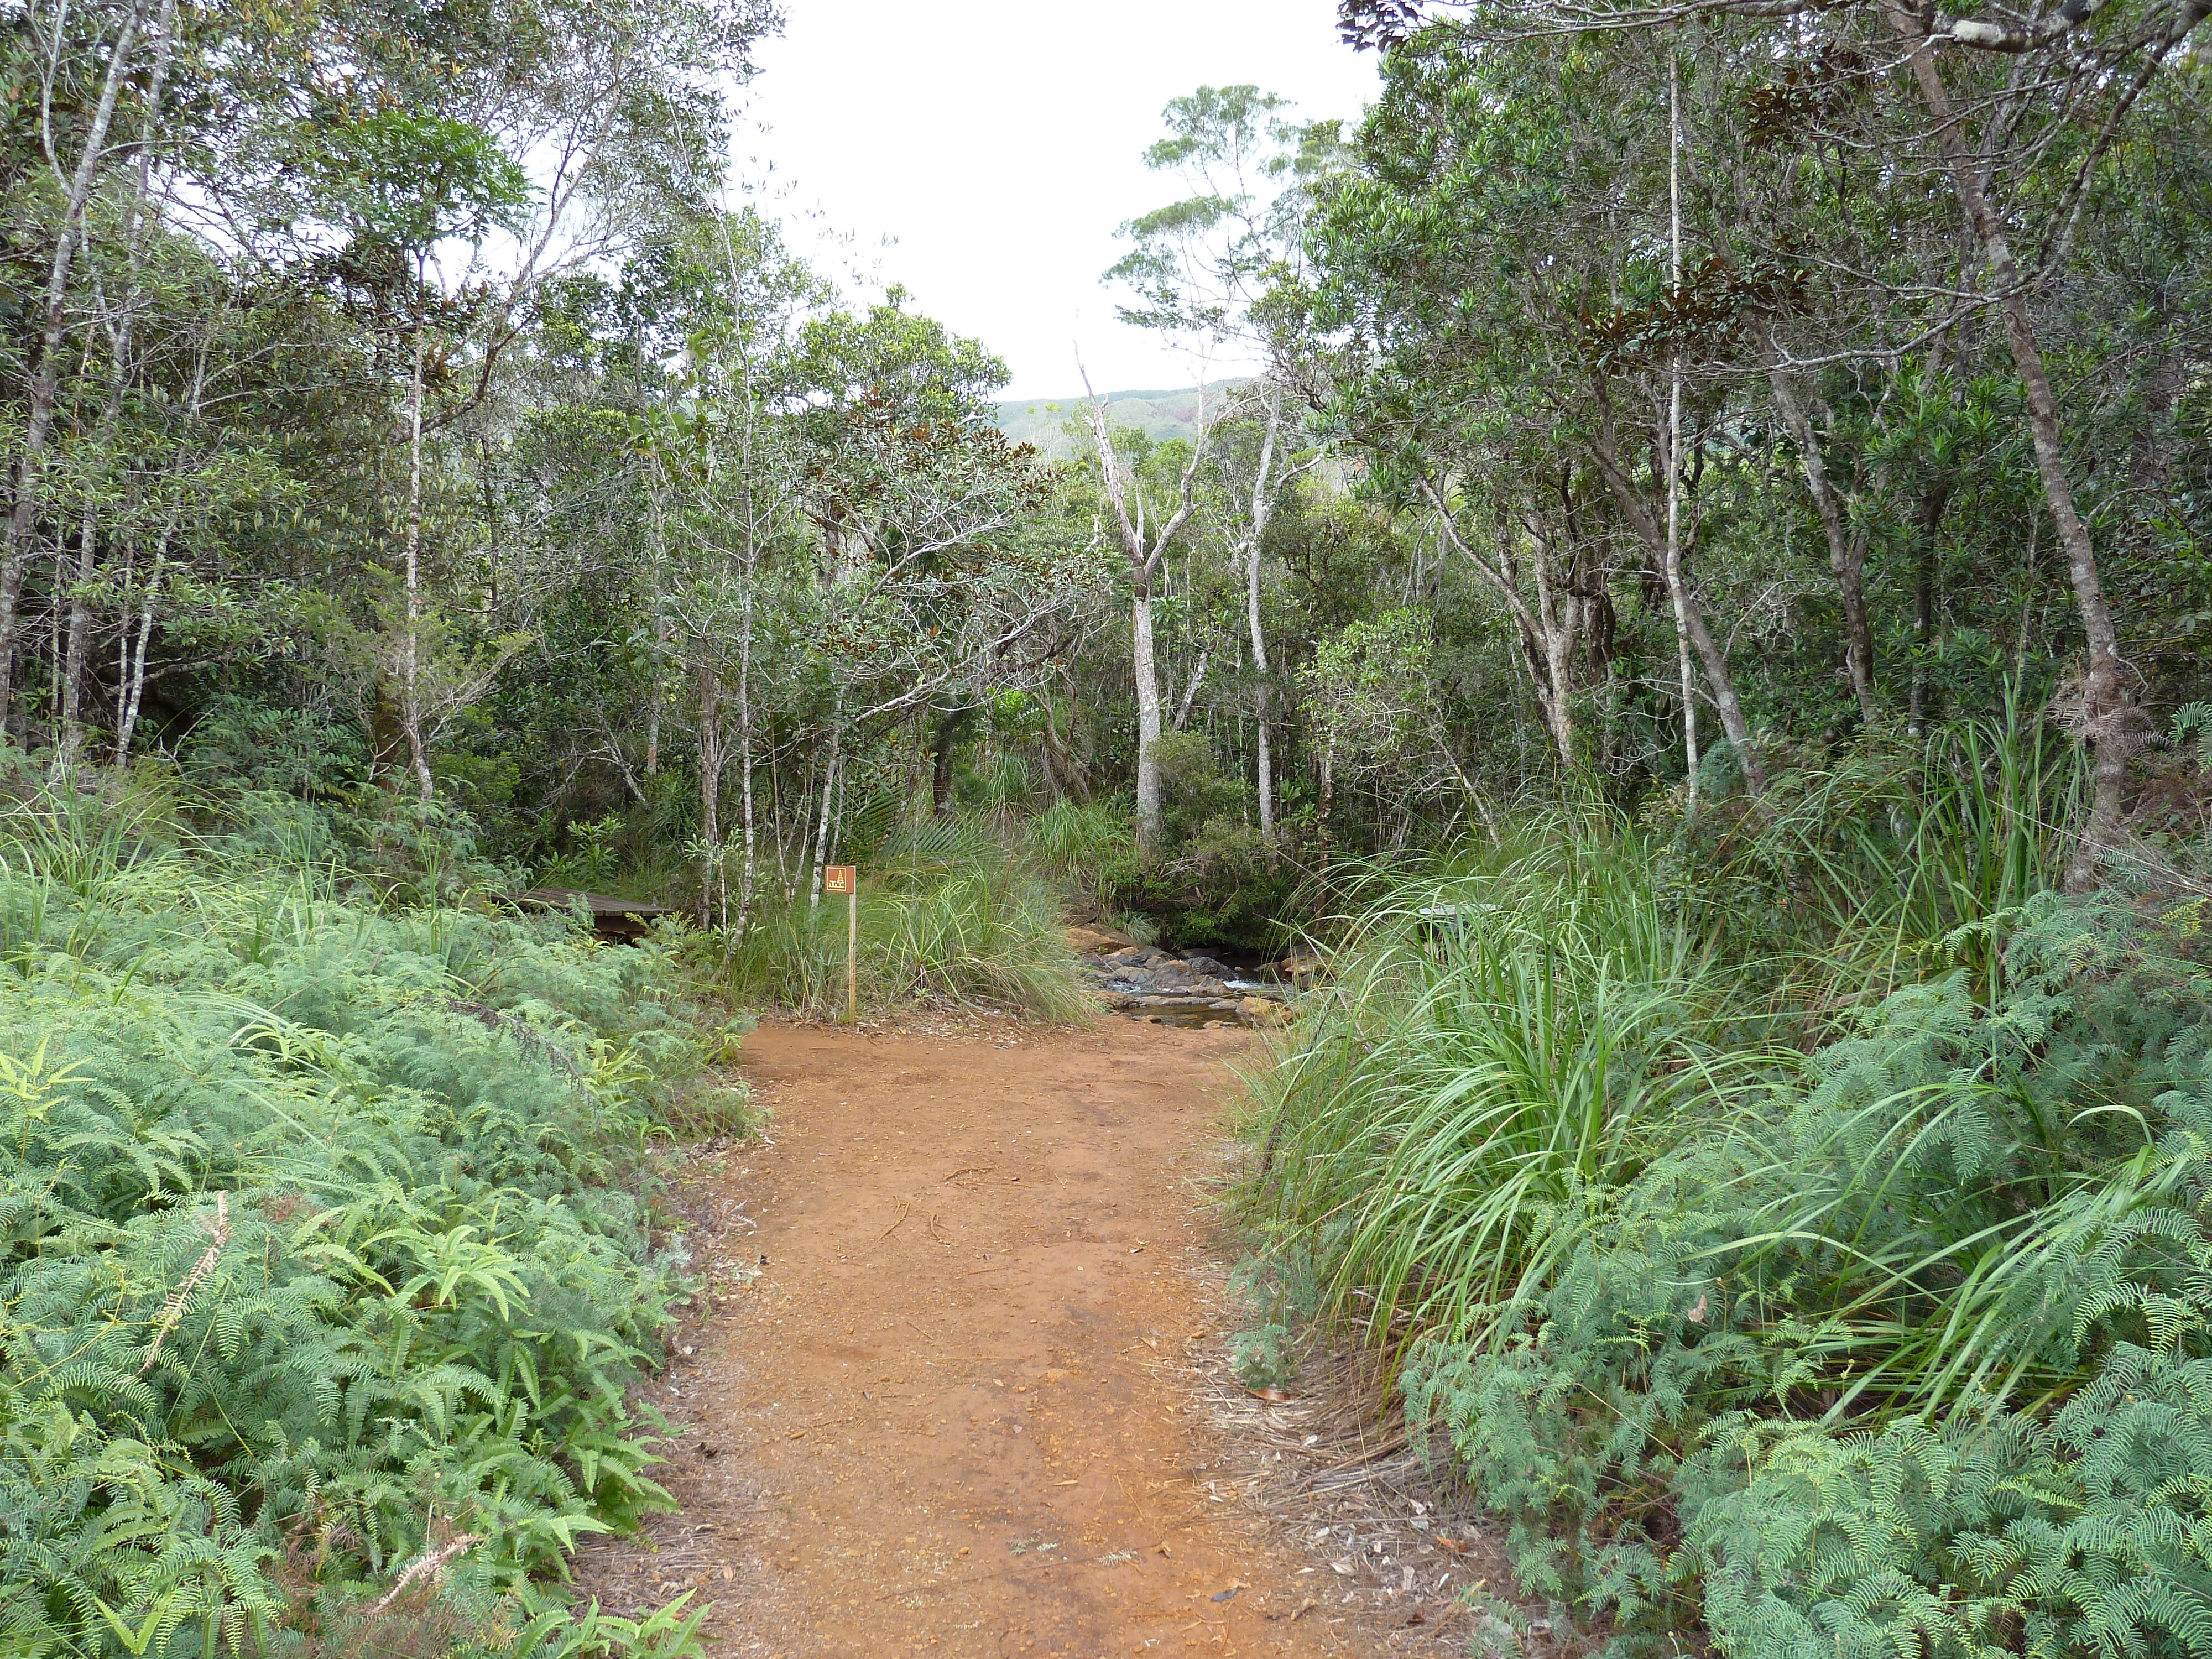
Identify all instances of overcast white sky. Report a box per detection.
[731,2,1378,401]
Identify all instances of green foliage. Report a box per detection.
[1022,800,1140,907]
[705,814,1094,1023]
[1303,608,1433,767]
[1655,695,2084,1013]
[1240,752,2212,1656]
[2177,702,2212,768]
[1133,815,1303,955]
[295,111,533,259]
[1248,815,1787,1355]
[0,786,720,1656]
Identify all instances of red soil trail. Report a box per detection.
[577,1016,1382,1656]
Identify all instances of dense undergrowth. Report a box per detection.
[0,774,739,1657]
[1238,713,2212,1657]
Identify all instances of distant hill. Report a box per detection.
[993,387,1225,459]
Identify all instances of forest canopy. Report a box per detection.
[2,0,2204,917]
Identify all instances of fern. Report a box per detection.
[2176,703,2212,768]
[0,786,719,1655]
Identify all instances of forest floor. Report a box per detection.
[573,1015,1508,1657]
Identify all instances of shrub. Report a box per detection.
[1246,815,1788,1354]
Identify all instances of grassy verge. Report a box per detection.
[1235,723,2212,1657]
[0,778,737,1657]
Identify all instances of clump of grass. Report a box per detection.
[709,813,1094,1023]
[1675,694,2082,1021]
[1247,812,1794,1353]
[1022,798,1139,912]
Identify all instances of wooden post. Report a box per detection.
[825,865,858,1024]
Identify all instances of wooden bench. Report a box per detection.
[518,888,675,943]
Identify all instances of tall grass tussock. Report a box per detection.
[707,813,1095,1024]
[1239,712,2212,1658]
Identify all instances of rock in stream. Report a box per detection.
[1064,926,1297,1027]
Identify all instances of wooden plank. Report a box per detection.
[519,888,675,919]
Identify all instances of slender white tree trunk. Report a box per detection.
[1318,733,1337,841]
[644,478,669,779]
[64,0,173,768]
[1132,584,1162,852]
[810,718,842,907]
[400,306,435,802]
[63,276,142,770]
[113,531,133,742]
[1081,370,1209,860]
[735,391,763,937]
[737,576,758,940]
[1172,646,1211,731]
[1766,356,1879,724]
[1663,54,1699,812]
[1526,516,1582,769]
[56,486,98,770]
[0,0,146,727]
[697,661,722,926]
[114,551,164,764]
[1246,398,1282,843]
[1665,366,1698,810]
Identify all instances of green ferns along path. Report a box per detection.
[0,792,727,1658]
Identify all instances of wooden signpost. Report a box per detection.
[823,865,858,1024]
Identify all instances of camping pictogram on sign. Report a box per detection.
[823,865,856,895]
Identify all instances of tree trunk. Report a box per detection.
[1910,539,1934,737]
[1317,734,1336,843]
[400,307,435,802]
[1254,681,1273,841]
[114,551,164,765]
[1172,646,1209,731]
[1525,512,1581,770]
[1589,414,1765,793]
[62,30,168,771]
[1765,356,1879,724]
[644,476,669,779]
[1132,582,1163,854]
[1888,7,2131,888]
[1246,397,1282,843]
[736,578,758,940]
[930,703,966,815]
[1435,735,1500,845]
[1664,361,1701,807]
[0,0,146,728]
[1419,481,1579,771]
[1662,56,1701,807]
[810,719,842,907]
[56,487,98,770]
[1040,695,1087,802]
[85,0,175,761]
[698,661,722,927]
[1081,373,1209,862]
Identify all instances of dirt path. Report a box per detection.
[577,1017,1400,1656]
